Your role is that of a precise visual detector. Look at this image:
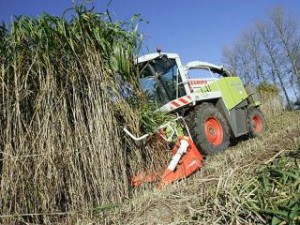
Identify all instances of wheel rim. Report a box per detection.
[205,117,223,146]
[252,114,263,133]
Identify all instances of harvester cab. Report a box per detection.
[137,52,267,156]
[137,52,232,108]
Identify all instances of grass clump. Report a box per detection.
[0,4,161,224]
[257,82,279,94]
[256,82,283,117]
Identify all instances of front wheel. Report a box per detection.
[186,103,230,155]
[247,108,267,138]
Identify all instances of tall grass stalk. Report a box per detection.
[0,5,161,224]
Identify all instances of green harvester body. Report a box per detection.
[137,52,265,155]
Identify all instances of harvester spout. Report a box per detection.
[167,139,189,171]
[159,136,203,188]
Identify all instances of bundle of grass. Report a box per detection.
[257,82,283,117]
[0,5,165,224]
[128,102,175,185]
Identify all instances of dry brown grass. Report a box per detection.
[0,7,158,224]
[98,111,300,225]
[258,89,283,117]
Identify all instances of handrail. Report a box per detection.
[123,116,192,142]
[123,128,149,141]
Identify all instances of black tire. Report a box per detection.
[186,103,230,155]
[247,108,267,138]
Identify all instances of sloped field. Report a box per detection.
[1,6,299,225]
[98,111,300,225]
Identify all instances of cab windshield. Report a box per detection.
[138,55,185,106]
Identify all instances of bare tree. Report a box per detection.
[222,46,238,76]
[289,75,300,100]
[242,27,267,83]
[256,20,292,108]
[269,7,300,91]
[222,27,269,85]
[222,7,300,108]
[222,41,252,84]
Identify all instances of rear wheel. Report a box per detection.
[247,108,266,138]
[186,103,230,155]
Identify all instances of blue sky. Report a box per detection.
[1,0,300,65]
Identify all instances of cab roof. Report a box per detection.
[136,52,179,64]
[136,52,232,77]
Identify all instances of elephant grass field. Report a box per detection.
[0,5,168,224]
